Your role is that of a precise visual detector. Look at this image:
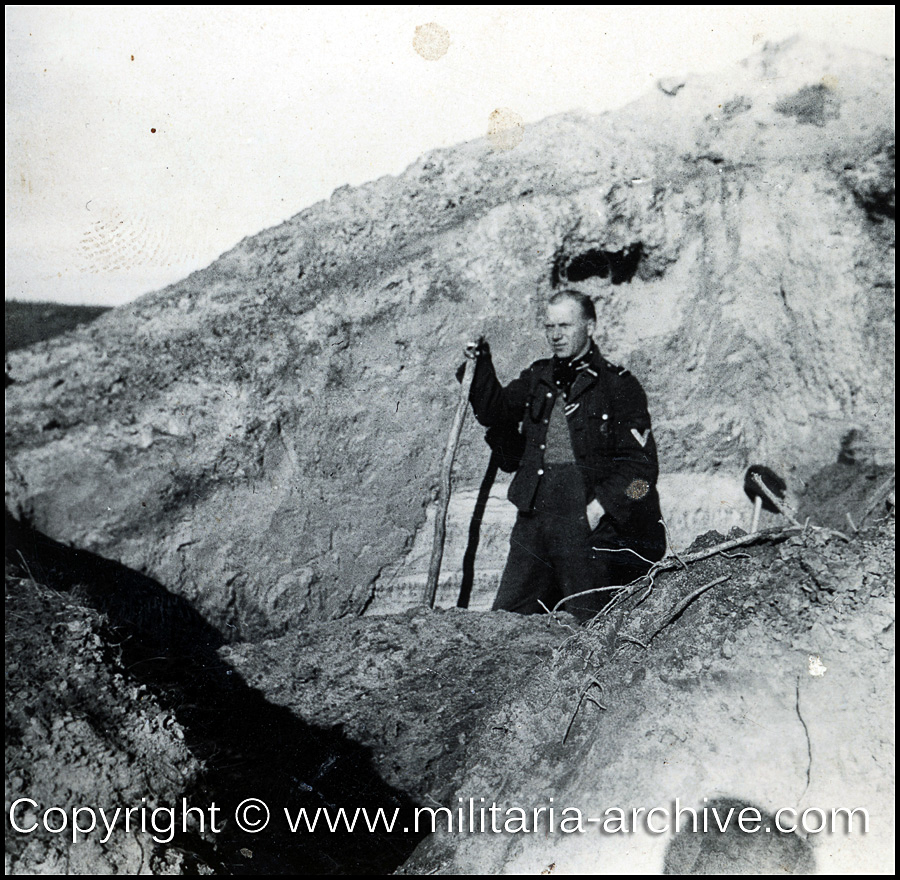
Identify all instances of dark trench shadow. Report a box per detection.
[6,510,427,874]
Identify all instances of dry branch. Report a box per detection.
[557,527,787,615]
[647,575,730,642]
[562,678,606,744]
[558,520,851,620]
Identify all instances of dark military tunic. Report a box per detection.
[469,343,666,620]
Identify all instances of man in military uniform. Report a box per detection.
[464,290,666,621]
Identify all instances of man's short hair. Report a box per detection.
[548,289,596,322]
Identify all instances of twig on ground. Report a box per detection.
[597,570,656,619]
[550,583,632,615]
[600,570,653,616]
[636,579,655,605]
[647,575,730,642]
[552,522,850,621]
[617,634,649,649]
[588,528,765,618]
[659,513,687,569]
[538,599,580,634]
[562,678,606,744]
[846,512,858,534]
[641,528,778,575]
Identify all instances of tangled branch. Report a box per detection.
[553,520,851,619]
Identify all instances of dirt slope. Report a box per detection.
[224,518,895,875]
[5,38,894,637]
[5,518,427,874]
[5,566,205,874]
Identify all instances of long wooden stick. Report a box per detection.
[425,357,475,608]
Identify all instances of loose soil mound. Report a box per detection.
[5,519,425,874]
[223,608,568,805]
[225,517,894,874]
[5,565,205,874]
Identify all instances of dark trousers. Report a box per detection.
[492,463,648,622]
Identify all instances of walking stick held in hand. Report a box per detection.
[424,337,482,608]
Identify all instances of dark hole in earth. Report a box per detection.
[552,244,643,286]
[6,511,426,874]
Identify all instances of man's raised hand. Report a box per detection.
[464,337,489,360]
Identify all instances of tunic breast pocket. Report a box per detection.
[586,412,613,452]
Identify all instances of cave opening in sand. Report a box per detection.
[553,243,644,287]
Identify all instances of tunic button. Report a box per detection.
[602,413,609,420]
[543,419,549,424]
[537,468,544,476]
[546,392,553,398]
[539,444,546,450]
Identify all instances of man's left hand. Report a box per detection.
[586,498,605,531]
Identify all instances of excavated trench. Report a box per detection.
[6,512,426,874]
[6,467,895,874]
[5,40,895,874]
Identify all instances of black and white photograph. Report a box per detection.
[6,5,895,874]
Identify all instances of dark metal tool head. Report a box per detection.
[743,464,787,512]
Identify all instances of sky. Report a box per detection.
[5,5,895,306]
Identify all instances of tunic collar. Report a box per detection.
[551,342,601,399]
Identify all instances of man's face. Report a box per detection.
[544,298,595,359]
